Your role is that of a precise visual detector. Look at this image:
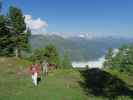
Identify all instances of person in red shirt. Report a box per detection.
[30,63,40,86]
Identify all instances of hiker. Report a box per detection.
[30,63,40,86]
[42,60,48,78]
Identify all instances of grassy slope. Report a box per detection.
[0,58,133,100]
[0,58,87,100]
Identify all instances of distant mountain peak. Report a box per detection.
[30,34,132,61]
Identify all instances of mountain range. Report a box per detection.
[30,34,133,61]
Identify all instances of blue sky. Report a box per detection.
[2,0,133,37]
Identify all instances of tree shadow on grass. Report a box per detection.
[79,68,133,99]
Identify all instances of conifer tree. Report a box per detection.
[0,14,14,56]
[8,6,30,57]
[62,51,72,69]
[103,48,113,68]
[44,44,61,68]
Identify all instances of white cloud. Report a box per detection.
[24,15,48,34]
[79,34,85,38]
[78,32,95,39]
[72,56,105,68]
[72,48,119,68]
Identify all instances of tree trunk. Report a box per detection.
[15,47,20,58]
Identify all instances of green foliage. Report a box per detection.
[8,6,26,34]
[30,44,61,68]
[61,51,72,69]
[0,5,31,57]
[30,44,72,69]
[8,6,31,57]
[30,48,45,63]
[44,44,61,68]
[103,48,113,68]
[0,15,14,56]
[104,44,133,75]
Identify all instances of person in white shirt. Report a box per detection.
[42,60,48,78]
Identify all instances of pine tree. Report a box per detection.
[44,44,61,68]
[112,49,124,70]
[62,51,72,69]
[103,48,113,68]
[104,44,133,75]
[0,15,14,56]
[31,48,46,63]
[8,6,30,58]
[0,2,14,56]
[127,46,133,74]
[114,45,129,72]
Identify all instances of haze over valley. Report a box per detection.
[30,33,133,68]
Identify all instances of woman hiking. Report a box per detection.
[30,63,40,86]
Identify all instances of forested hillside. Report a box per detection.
[30,34,133,61]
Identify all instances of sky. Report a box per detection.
[2,0,133,37]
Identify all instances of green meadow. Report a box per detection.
[0,58,86,100]
[0,58,133,100]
